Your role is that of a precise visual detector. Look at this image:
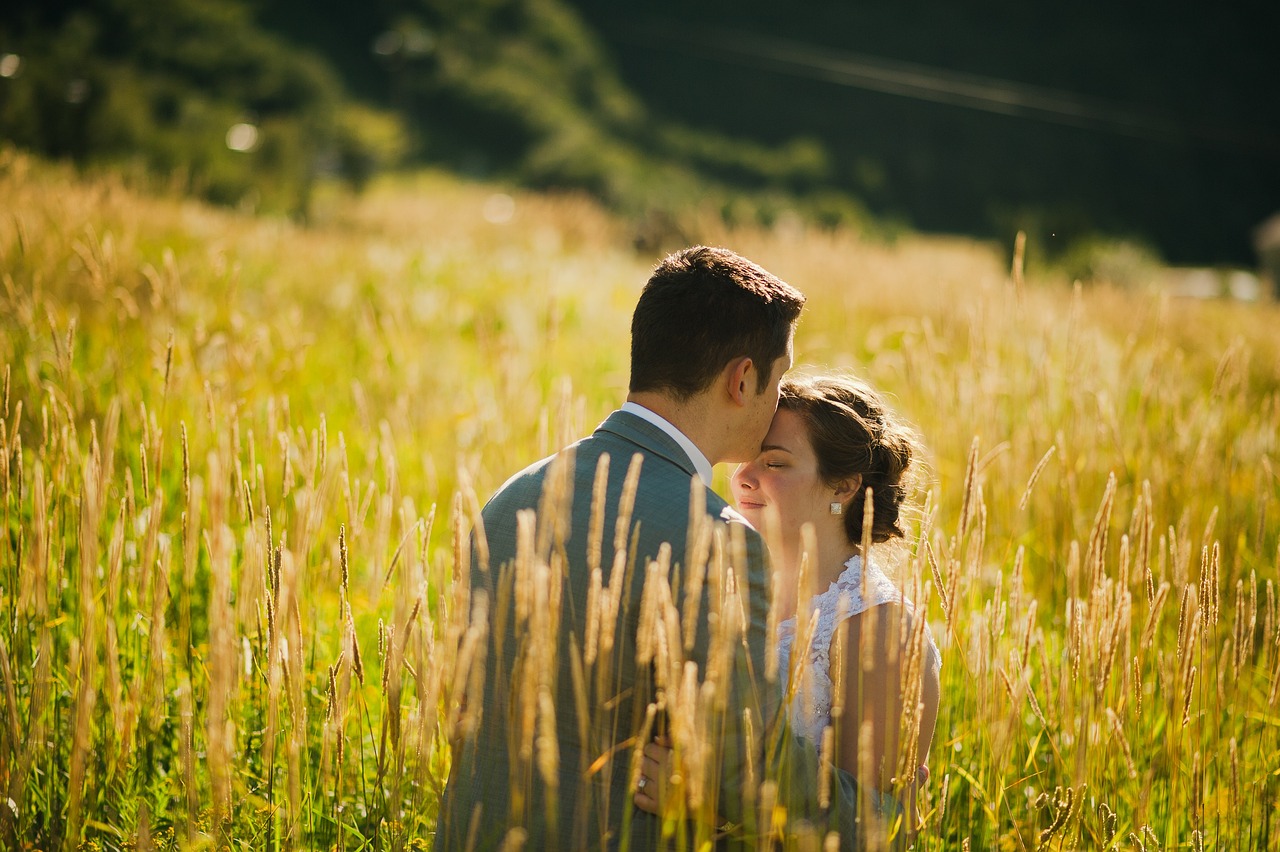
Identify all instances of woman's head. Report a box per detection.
[732,373,921,549]
[779,374,920,544]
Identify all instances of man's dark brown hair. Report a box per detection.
[629,246,806,400]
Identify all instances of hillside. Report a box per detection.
[5,0,1276,265]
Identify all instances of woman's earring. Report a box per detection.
[830,501,843,515]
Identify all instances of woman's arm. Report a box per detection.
[838,604,940,829]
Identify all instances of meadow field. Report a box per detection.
[1,146,1279,850]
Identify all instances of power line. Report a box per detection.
[613,23,1280,158]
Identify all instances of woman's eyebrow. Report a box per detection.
[760,443,793,454]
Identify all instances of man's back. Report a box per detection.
[434,410,774,850]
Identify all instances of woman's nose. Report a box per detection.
[732,463,755,490]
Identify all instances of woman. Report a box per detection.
[635,374,941,838]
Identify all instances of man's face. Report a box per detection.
[737,343,793,462]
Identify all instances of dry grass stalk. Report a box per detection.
[449,590,489,743]
[1019,445,1055,512]
[742,707,758,813]
[1096,589,1129,700]
[1175,585,1194,671]
[1132,655,1143,718]
[925,541,956,631]
[1181,664,1197,727]
[0,630,24,840]
[682,476,711,653]
[535,685,560,792]
[636,551,668,668]
[1086,473,1117,588]
[957,438,980,541]
[1199,543,1221,630]
[596,548,628,690]
[629,702,659,800]
[758,779,779,848]
[896,604,927,795]
[1097,802,1118,846]
[786,608,822,720]
[1038,785,1074,847]
[726,517,750,625]
[66,446,106,850]
[1019,600,1037,677]
[585,453,609,590]
[206,520,237,829]
[1140,582,1170,655]
[830,598,850,725]
[1009,546,1024,630]
[178,678,197,844]
[766,574,784,685]
[1021,653,1050,730]
[1189,751,1204,834]
[856,718,876,838]
[859,489,874,604]
[1118,532,1131,593]
[1105,707,1137,779]
[1269,619,1280,708]
[1265,576,1280,680]
[613,452,644,555]
[584,565,603,667]
[567,634,590,769]
[818,724,835,810]
[1136,483,1156,604]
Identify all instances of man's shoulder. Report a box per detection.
[491,453,555,496]
[482,427,617,510]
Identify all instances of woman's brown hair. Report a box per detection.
[778,374,922,545]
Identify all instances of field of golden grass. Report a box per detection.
[2,146,1278,850]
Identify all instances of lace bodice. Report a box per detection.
[776,555,941,745]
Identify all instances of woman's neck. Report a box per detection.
[771,529,860,621]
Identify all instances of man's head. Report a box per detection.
[630,246,806,400]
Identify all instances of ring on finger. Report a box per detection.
[637,777,647,791]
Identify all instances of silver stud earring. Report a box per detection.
[830,501,842,515]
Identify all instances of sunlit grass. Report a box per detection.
[1,146,1278,849]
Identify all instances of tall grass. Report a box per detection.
[1,146,1278,849]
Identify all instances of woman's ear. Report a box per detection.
[833,473,863,500]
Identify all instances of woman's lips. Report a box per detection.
[737,500,765,511]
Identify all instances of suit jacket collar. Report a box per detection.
[595,409,701,480]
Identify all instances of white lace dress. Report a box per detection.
[776,554,941,756]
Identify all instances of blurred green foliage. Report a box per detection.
[381,0,868,237]
[0,0,406,216]
[1,0,876,236]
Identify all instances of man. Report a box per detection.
[435,246,864,850]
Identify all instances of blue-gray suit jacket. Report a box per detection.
[435,410,869,850]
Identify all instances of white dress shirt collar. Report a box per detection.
[620,401,714,487]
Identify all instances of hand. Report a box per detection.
[633,735,673,815]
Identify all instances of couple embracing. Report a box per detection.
[436,247,941,850]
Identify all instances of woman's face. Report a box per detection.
[731,407,836,547]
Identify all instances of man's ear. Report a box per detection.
[725,357,754,406]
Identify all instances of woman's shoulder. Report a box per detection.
[835,557,942,669]
[830,555,906,613]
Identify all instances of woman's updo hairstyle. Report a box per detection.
[778,374,922,545]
